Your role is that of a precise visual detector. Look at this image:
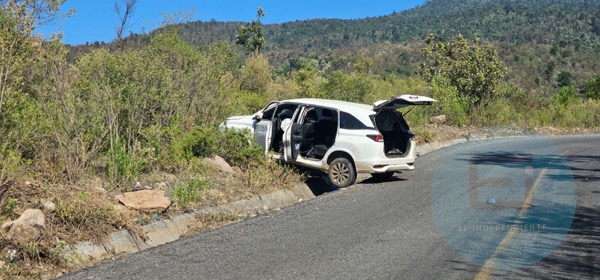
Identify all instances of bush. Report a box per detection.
[106,139,147,185]
[172,177,209,208]
[175,126,265,168]
[415,77,469,126]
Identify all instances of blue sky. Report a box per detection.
[37,0,426,45]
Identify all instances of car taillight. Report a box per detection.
[367,134,384,142]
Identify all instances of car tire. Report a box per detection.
[371,172,395,180]
[328,157,356,188]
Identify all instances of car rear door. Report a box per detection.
[373,95,437,112]
[284,105,309,162]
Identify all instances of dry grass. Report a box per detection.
[0,156,306,279]
[0,180,146,279]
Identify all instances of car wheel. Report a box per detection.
[328,157,356,188]
[371,172,395,180]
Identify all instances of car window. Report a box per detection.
[261,102,279,120]
[340,111,370,130]
[274,104,299,121]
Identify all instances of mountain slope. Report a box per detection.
[169,0,600,52]
[71,0,600,95]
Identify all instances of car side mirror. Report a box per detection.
[253,113,263,122]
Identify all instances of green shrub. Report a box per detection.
[0,146,20,187]
[218,128,265,166]
[174,126,265,168]
[1,198,18,219]
[106,139,146,185]
[172,177,209,208]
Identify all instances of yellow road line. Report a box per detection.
[474,169,546,280]
[474,150,568,280]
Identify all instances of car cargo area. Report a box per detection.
[374,110,412,157]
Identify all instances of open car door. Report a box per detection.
[373,95,437,111]
[284,105,309,162]
[254,101,279,154]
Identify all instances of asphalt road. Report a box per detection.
[60,135,600,280]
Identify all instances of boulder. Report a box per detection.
[115,190,171,212]
[1,209,45,244]
[203,155,235,173]
[430,115,447,125]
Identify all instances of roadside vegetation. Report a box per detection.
[1,1,599,279]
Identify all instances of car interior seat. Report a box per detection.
[300,109,318,157]
[273,108,294,152]
[313,109,337,158]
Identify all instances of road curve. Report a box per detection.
[60,135,600,280]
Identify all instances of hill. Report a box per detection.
[168,0,600,52]
[71,0,600,95]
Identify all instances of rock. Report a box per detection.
[1,209,45,245]
[203,155,235,173]
[94,186,108,193]
[154,182,168,190]
[43,201,56,212]
[132,181,143,191]
[430,115,447,125]
[115,190,171,212]
[112,204,129,215]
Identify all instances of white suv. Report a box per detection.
[220,95,436,188]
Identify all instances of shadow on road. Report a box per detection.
[358,176,407,185]
[491,204,600,279]
[303,173,408,196]
[304,176,339,196]
[446,149,600,278]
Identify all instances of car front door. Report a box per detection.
[254,101,279,154]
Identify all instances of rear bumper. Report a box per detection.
[356,160,415,173]
[355,142,417,173]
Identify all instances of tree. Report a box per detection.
[239,53,272,92]
[592,15,600,36]
[419,34,507,107]
[0,0,71,114]
[235,8,266,53]
[556,71,572,88]
[0,0,72,184]
[585,75,600,100]
[114,0,136,42]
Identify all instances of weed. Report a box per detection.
[205,212,241,223]
[107,140,149,187]
[413,127,434,143]
[172,177,209,208]
[1,198,18,218]
[52,191,139,238]
[238,157,305,192]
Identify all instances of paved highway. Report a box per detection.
[61,135,600,280]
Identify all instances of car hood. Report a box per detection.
[373,95,437,111]
[220,114,255,132]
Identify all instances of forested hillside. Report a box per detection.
[170,0,600,52]
[71,0,600,95]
